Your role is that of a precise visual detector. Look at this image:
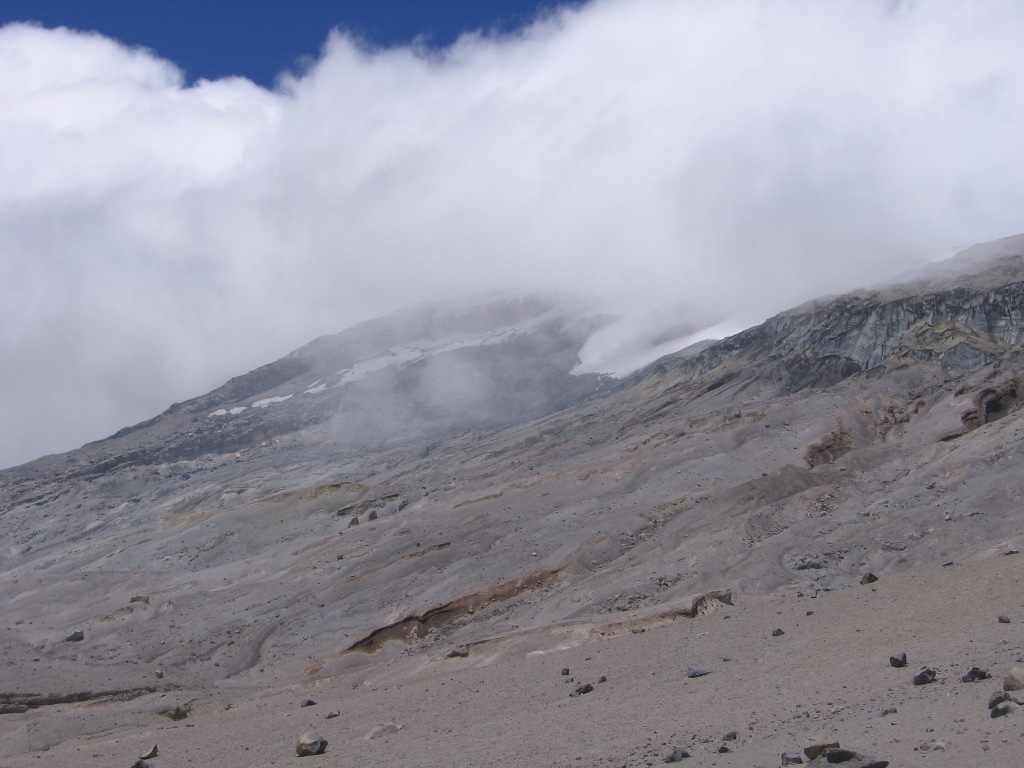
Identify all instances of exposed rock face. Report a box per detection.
[647,253,1024,395]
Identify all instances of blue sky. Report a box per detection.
[0,0,580,87]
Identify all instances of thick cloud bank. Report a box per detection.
[3,0,1024,468]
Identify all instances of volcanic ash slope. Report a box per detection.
[1,241,1024,765]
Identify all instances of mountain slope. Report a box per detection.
[2,238,1024,764]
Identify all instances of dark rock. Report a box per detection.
[301,698,316,707]
[598,675,607,683]
[129,595,150,603]
[1005,549,1020,555]
[888,652,907,668]
[686,667,712,678]
[804,740,840,760]
[65,629,85,642]
[296,731,328,756]
[560,667,570,676]
[781,753,804,765]
[158,704,189,720]
[808,748,889,767]
[859,572,878,585]
[723,730,737,741]
[325,711,339,719]
[367,509,378,521]
[879,707,897,716]
[347,517,359,528]
[912,667,936,685]
[961,666,990,683]
[131,761,151,768]
[446,647,469,658]
[991,701,1018,718]
[998,615,1011,623]
[139,745,158,760]
[988,691,1009,708]
[822,747,857,762]
[663,747,690,762]
[717,744,730,753]
[570,682,594,697]
[772,628,785,637]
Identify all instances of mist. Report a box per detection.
[3,0,1024,469]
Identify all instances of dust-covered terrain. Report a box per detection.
[2,237,1024,767]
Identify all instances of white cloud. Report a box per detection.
[2,1,1024,468]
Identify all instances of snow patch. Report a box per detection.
[252,394,293,408]
[575,317,751,377]
[209,406,248,417]
[335,309,566,386]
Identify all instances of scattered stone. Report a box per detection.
[139,745,158,759]
[806,747,889,766]
[663,747,690,762]
[804,740,841,760]
[781,753,804,765]
[325,711,339,719]
[296,731,328,756]
[961,666,991,682]
[686,667,712,678]
[158,704,189,721]
[988,691,1009,709]
[300,698,316,707]
[598,675,608,683]
[129,595,150,604]
[630,628,646,634]
[560,667,570,676]
[912,668,936,685]
[991,701,1018,718]
[155,670,163,679]
[131,761,151,768]
[1005,548,1020,555]
[879,707,897,716]
[914,740,945,752]
[889,652,907,668]
[65,629,84,642]
[723,730,738,741]
[367,509,378,521]
[772,628,785,637]
[446,647,469,658]
[717,744,730,753]
[1003,666,1024,691]
[859,572,878,585]
[570,682,594,697]
[998,615,1011,624]
[820,747,857,762]
[347,517,359,528]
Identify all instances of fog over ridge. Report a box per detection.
[2,0,1024,468]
